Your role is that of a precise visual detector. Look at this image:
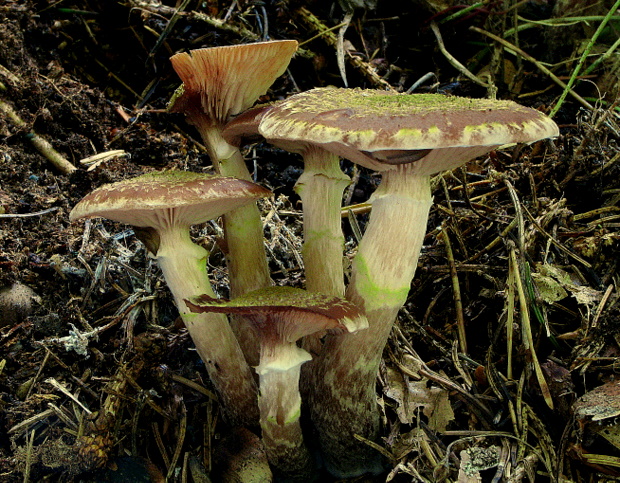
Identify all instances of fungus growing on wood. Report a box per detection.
[186,286,368,481]
[70,170,272,427]
[255,88,559,477]
[169,40,297,365]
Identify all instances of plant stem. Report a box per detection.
[470,26,594,111]
[0,100,77,175]
[549,0,620,117]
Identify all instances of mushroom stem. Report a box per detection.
[197,122,272,366]
[257,344,315,481]
[156,223,260,428]
[348,167,432,315]
[308,165,432,477]
[295,146,350,297]
[296,147,350,402]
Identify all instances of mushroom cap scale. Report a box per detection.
[69,171,272,227]
[169,40,298,124]
[254,88,559,172]
[186,286,368,343]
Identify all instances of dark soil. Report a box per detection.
[1,1,619,481]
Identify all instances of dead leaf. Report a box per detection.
[574,381,620,422]
[384,367,454,431]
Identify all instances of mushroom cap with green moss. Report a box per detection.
[69,171,272,227]
[247,87,559,173]
[186,286,368,374]
[186,286,367,343]
[169,40,298,125]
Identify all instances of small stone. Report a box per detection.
[0,282,40,328]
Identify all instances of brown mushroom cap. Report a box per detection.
[223,105,273,147]
[253,87,559,173]
[69,171,272,227]
[186,286,367,344]
[187,286,368,374]
[169,40,298,125]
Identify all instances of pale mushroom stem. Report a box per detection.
[196,121,272,366]
[257,345,315,481]
[308,165,432,477]
[155,222,260,428]
[295,146,350,298]
[296,147,350,358]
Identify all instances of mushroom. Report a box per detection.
[242,88,559,477]
[169,41,298,365]
[185,286,368,481]
[70,170,272,427]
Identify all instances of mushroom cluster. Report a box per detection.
[223,86,559,477]
[70,41,560,480]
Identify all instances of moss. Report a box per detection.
[166,84,185,112]
[193,286,360,316]
[284,88,520,117]
[135,170,213,184]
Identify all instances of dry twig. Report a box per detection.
[0,100,77,174]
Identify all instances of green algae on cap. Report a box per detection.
[257,88,559,164]
[69,170,272,227]
[280,88,517,115]
[186,286,368,341]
